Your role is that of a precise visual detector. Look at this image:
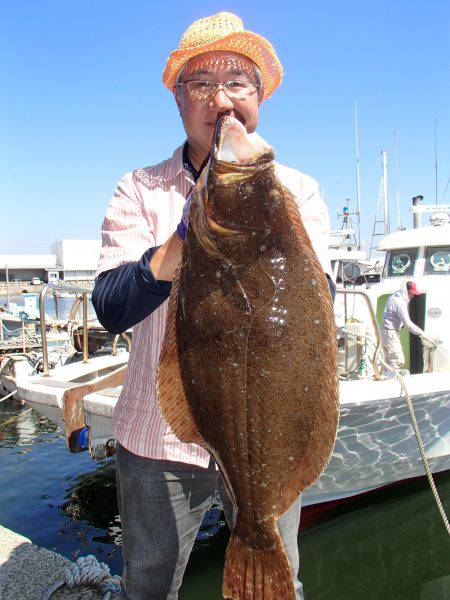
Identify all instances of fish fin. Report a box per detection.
[223,520,295,600]
[157,264,203,446]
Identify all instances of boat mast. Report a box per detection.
[354,100,361,248]
[393,131,402,229]
[381,148,389,233]
[369,148,390,258]
[434,117,438,205]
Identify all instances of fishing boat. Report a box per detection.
[0,282,131,412]
[321,200,449,507]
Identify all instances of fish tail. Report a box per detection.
[222,521,295,600]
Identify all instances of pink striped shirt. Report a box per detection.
[98,143,332,467]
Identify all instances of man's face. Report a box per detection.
[174,51,261,157]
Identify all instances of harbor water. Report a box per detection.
[0,396,449,599]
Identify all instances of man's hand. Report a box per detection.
[421,334,442,349]
[150,191,194,281]
[149,233,183,282]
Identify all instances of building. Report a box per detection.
[51,240,101,281]
[0,239,101,284]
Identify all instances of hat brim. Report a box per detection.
[162,30,283,100]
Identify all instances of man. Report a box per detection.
[93,12,334,599]
[381,280,440,371]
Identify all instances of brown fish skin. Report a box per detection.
[157,117,339,600]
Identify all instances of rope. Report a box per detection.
[43,554,121,599]
[0,390,17,403]
[396,371,450,535]
[341,324,450,534]
[378,354,450,536]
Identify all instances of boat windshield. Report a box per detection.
[383,248,418,277]
[424,246,450,275]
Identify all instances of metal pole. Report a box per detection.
[5,264,10,311]
[393,131,402,229]
[54,290,59,321]
[435,117,438,205]
[344,279,348,374]
[82,292,88,363]
[22,320,26,353]
[412,195,423,229]
[382,149,390,233]
[39,285,50,376]
[354,99,361,248]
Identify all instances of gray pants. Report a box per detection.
[116,444,304,600]
[381,327,405,371]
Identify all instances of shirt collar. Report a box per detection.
[182,142,200,182]
[165,142,199,184]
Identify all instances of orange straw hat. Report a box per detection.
[162,12,283,100]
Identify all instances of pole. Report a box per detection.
[39,285,50,376]
[6,264,10,311]
[82,292,88,363]
[382,149,390,233]
[393,131,401,229]
[434,117,438,205]
[354,100,361,248]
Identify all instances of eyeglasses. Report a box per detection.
[176,79,260,101]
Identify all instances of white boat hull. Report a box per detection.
[303,374,450,506]
[5,362,448,507]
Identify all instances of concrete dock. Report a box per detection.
[0,525,102,599]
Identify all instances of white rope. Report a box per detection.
[395,371,450,535]
[341,325,450,534]
[377,353,450,536]
[0,390,17,403]
[43,554,121,599]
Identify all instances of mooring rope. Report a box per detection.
[395,370,450,536]
[341,324,449,535]
[377,353,450,536]
[43,554,121,599]
[0,389,17,403]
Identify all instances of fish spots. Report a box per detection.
[289,456,294,461]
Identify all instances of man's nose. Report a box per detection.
[209,87,234,110]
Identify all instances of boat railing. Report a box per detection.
[39,281,93,376]
[336,289,383,380]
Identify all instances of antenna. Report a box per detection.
[393,131,402,229]
[354,100,361,248]
[369,148,390,258]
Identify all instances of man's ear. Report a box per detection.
[173,88,183,115]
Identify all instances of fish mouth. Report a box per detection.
[212,116,274,166]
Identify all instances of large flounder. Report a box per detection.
[157,116,339,600]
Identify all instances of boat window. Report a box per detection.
[383,248,418,277]
[424,246,450,275]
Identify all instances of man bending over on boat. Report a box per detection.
[92,12,335,599]
[381,281,441,372]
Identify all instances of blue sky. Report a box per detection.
[2,0,449,253]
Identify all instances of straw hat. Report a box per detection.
[162,12,283,100]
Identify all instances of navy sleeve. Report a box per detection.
[92,247,172,334]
